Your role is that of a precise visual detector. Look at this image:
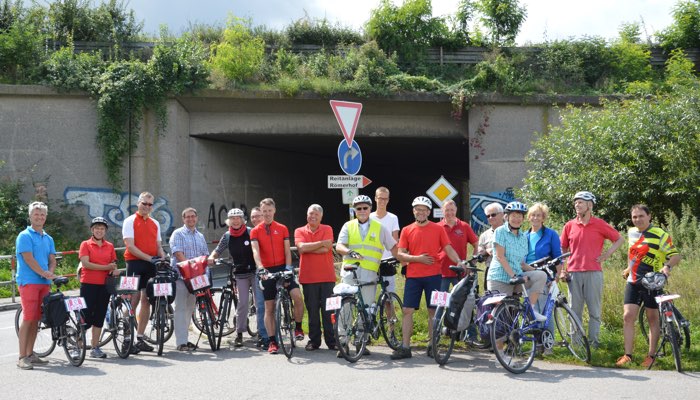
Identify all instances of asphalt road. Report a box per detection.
[1,309,698,399]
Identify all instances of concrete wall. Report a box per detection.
[0,84,600,244]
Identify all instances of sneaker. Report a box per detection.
[135,339,154,352]
[177,344,192,352]
[305,342,319,351]
[532,311,547,322]
[641,355,656,368]
[233,333,244,347]
[261,339,270,351]
[17,357,33,370]
[294,328,305,341]
[615,354,632,367]
[268,341,279,354]
[127,339,141,355]
[27,353,49,365]
[390,346,412,360]
[90,347,107,359]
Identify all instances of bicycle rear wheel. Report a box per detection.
[334,297,366,363]
[432,306,456,365]
[247,287,258,337]
[144,303,174,345]
[113,299,135,358]
[15,307,56,357]
[663,305,683,372]
[553,301,591,363]
[489,301,536,374]
[276,295,295,358]
[378,291,403,350]
[63,311,86,367]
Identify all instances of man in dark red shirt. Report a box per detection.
[251,198,304,355]
[294,204,336,351]
[437,200,478,292]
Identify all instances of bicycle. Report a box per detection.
[638,294,690,353]
[144,259,178,356]
[14,276,87,366]
[198,259,257,348]
[329,261,405,363]
[431,254,490,365]
[97,274,138,358]
[184,260,219,351]
[640,272,685,372]
[258,267,298,359]
[487,252,591,374]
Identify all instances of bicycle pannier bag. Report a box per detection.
[444,275,476,331]
[41,292,68,327]
[475,290,501,338]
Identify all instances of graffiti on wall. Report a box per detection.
[64,187,174,234]
[469,188,515,233]
[208,202,248,229]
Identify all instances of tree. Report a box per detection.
[519,60,700,227]
[657,0,700,51]
[208,16,264,83]
[476,0,526,46]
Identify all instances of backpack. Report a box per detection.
[444,275,476,331]
[41,292,68,328]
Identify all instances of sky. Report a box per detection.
[129,0,677,44]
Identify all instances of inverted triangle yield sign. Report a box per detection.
[330,100,363,146]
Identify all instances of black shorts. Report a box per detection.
[261,265,299,301]
[80,283,110,328]
[126,259,155,290]
[623,282,659,309]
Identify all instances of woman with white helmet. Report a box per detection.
[209,208,258,348]
[486,201,547,321]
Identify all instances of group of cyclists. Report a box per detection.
[14,188,682,370]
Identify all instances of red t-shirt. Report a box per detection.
[250,221,289,268]
[294,224,336,284]
[560,216,621,272]
[123,213,159,261]
[398,222,451,278]
[438,219,478,277]
[79,237,117,285]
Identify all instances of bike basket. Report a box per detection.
[177,256,208,281]
[105,275,141,295]
[379,259,398,277]
[41,292,68,328]
[184,272,212,294]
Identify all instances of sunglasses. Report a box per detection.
[487,213,501,218]
[140,202,154,207]
[355,206,370,211]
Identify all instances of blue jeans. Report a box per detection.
[254,275,268,340]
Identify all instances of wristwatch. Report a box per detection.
[663,263,672,270]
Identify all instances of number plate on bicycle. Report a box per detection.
[153,283,173,297]
[430,290,450,307]
[189,274,210,291]
[64,296,87,311]
[325,296,342,311]
[118,276,140,291]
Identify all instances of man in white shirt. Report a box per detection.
[370,186,400,293]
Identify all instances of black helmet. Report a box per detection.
[90,217,109,228]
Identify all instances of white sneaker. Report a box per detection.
[532,311,547,322]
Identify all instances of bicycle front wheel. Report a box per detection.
[553,301,591,363]
[113,299,135,358]
[334,297,367,363]
[432,306,456,365]
[276,295,295,358]
[63,311,86,367]
[489,301,536,374]
[217,292,232,350]
[144,304,174,345]
[378,291,403,350]
[664,306,683,372]
[194,298,217,351]
[15,307,56,357]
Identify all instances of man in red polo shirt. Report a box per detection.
[437,200,478,292]
[294,204,336,351]
[560,191,624,349]
[122,192,166,353]
[251,198,304,355]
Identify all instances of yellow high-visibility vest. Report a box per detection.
[344,220,384,272]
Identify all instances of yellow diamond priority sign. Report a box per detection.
[426,176,458,208]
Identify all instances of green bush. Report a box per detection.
[209,16,265,83]
[657,0,700,51]
[285,16,364,46]
[0,2,46,83]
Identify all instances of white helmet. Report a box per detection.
[412,196,432,209]
[227,208,245,218]
[573,191,596,204]
[352,195,372,207]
